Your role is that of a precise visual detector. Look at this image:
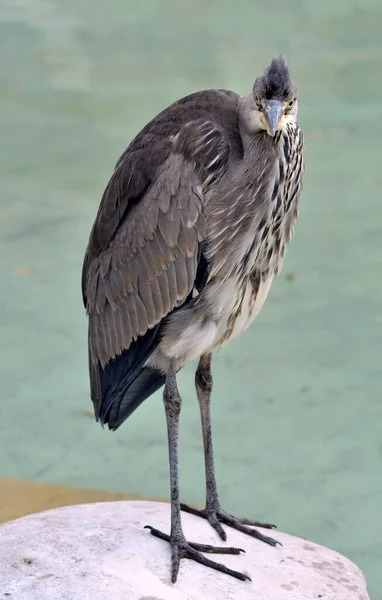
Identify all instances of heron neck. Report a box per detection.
[238,93,263,153]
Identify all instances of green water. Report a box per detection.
[1,0,381,597]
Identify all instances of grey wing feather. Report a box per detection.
[82,119,230,371]
[84,157,205,369]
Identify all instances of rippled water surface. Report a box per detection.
[1,1,381,597]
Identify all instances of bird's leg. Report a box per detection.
[145,360,250,583]
[180,354,280,547]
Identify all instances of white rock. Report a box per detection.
[0,501,369,600]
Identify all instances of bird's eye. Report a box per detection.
[254,94,262,107]
[286,98,296,111]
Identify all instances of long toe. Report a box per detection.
[179,504,280,546]
[180,503,227,541]
[239,517,276,529]
[189,541,244,554]
[180,502,207,518]
[207,512,227,541]
[219,512,281,547]
[145,525,249,583]
[184,545,250,581]
[171,541,181,583]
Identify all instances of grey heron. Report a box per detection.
[82,54,305,583]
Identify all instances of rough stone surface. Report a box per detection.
[0,501,370,600]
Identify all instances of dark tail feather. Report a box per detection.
[106,366,166,430]
[90,324,165,430]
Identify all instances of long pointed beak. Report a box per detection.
[263,100,285,137]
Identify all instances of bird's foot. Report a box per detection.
[144,525,250,583]
[180,502,280,546]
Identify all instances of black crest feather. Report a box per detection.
[254,55,296,101]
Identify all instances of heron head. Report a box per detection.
[249,55,299,137]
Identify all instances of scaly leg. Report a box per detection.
[145,360,250,583]
[181,354,280,547]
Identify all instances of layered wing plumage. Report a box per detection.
[82,90,242,427]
